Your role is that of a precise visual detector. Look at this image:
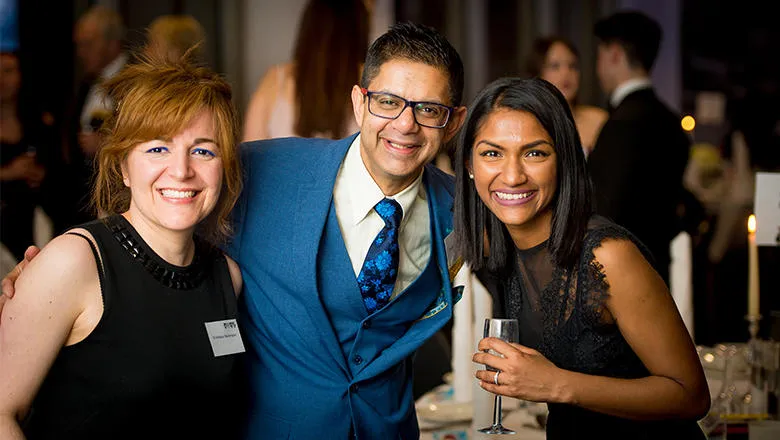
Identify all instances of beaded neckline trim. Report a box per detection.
[103,215,208,290]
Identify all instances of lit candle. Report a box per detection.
[747,215,760,317]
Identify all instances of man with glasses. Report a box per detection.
[0,21,466,440]
[230,22,466,439]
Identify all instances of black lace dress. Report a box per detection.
[482,216,705,440]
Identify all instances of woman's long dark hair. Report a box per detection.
[293,0,369,138]
[453,77,593,273]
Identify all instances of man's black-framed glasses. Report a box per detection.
[360,88,453,129]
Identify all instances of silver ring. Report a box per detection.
[493,371,500,385]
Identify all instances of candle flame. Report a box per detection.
[748,214,756,234]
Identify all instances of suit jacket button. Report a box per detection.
[353,355,363,365]
[362,320,371,329]
[350,384,359,393]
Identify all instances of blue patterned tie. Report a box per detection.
[357,198,403,314]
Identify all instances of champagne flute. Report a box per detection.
[478,318,519,435]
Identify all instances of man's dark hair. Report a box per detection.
[594,11,662,72]
[360,22,464,106]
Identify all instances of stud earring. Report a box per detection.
[468,173,474,179]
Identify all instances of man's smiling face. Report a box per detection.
[351,59,463,195]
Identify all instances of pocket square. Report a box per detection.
[452,285,464,304]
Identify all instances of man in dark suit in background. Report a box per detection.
[589,11,691,285]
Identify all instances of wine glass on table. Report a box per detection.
[478,318,520,435]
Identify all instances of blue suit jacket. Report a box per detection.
[227,134,457,439]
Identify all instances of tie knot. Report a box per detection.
[375,198,402,228]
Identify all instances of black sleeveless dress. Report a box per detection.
[484,216,705,440]
[23,215,246,440]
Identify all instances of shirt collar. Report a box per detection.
[343,134,424,226]
[610,77,653,108]
[100,53,127,80]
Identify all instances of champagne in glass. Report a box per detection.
[478,318,520,435]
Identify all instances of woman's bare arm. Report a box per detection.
[474,238,710,420]
[0,234,100,438]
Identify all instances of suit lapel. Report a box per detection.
[425,165,455,244]
[291,134,357,376]
[424,165,456,312]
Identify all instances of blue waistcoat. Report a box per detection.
[319,200,441,438]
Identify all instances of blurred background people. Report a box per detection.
[145,14,206,64]
[57,5,127,232]
[526,36,607,157]
[241,0,370,141]
[588,11,690,286]
[0,51,57,262]
[73,5,126,160]
[690,94,780,343]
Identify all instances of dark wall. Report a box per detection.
[17,0,75,124]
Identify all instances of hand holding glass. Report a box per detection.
[478,318,520,435]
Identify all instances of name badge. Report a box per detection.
[204,319,246,357]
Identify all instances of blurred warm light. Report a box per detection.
[748,214,756,234]
[681,115,696,131]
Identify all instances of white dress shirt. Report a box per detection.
[80,53,128,132]
[333,135,431,299]
[609,77,653,109]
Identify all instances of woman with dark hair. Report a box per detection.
[242,0,370,141]
[454,77,709,438]
[527,36,607,157]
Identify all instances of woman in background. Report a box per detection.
[0,52,245,439]
[242,0,370,141]
[455,77,709,439]
[527,36,607,157]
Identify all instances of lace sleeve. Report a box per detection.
[578,218,654,327]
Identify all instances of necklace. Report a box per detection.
[103,215,209,290]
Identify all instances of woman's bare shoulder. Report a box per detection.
[23,230,99,281]
[255,62,294,89]
[592,236,643,270]
[278,62,295,76]
[591,235,666,301]
[9,229,100,316]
